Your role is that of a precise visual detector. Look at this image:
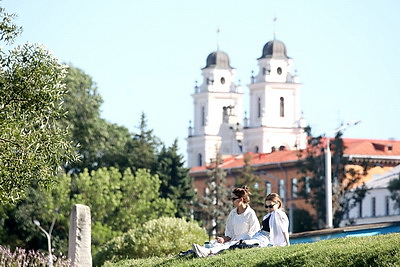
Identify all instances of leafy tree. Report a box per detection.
[297,129,371,228]
[62,65,134,173]
[388,173,400,209]
[157,139,195,218]
[1,167,176,255]
[0,8,78,204]
[72,167,176,251]
[196,151,231,237]
[235,152,265,220]
[61,65,104,172]
[0,174,72,253]
[291,208,318,233]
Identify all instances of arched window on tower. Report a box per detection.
[201,106,205,126]
[197,153,203,166]
[257,97,261,118]
[280,97,285,117]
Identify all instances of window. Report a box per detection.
[279,180,285,199]
[201,106,205,126]
[220,77,225,84]
[257,97,261,118]
[305,176,311,194]
[385,196,390,216]
[254,146,259,153]
[265,181,271,195]
[280,97,284,117]
[371,197,376,217]
[292,178,298,198]
[277,67,282,75]
[358,200,363,218]
[197,153,202,166]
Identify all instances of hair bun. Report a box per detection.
[242,185,251,195]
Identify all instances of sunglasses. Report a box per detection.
[265,203,276,208]
[231,197,240,201]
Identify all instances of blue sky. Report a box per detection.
[3,0,400,160]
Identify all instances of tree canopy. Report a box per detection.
[388,173,400,210]
[296,129,371,228]
[0,8,78,203]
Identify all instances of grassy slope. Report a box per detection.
[105,233,400,267]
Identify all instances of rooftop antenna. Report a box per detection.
[273,15,277,40]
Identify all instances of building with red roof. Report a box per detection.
[190,138,400,231]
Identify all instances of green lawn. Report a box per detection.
[104,233,400,267]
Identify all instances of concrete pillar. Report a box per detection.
[68,204,92,267]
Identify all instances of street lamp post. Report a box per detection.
[325,120,361,229]
[33,215,57,267]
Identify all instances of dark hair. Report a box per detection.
[232,185,251,204]
[265,193,283,210]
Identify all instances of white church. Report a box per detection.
[186,38,307,168]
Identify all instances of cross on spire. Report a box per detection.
[216,27,221,50]
[273,16,277,39]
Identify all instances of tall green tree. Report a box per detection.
[157,139,195,218]
[62,65,134,173]
[0,8,78,204]
[297,128,371,228]
[128,112,161,172]
[197,151,231,236]
[236,153,265,220]
[61,65,104,172]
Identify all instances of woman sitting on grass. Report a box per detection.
[245,192,290,247]
[192,192,289,257]
[192,186,260,257]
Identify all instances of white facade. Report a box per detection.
[186,50,243,167]
[243,40,306,154]
[187,39,307,167]
[340,165,400,227]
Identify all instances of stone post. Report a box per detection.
[68,204,92,267]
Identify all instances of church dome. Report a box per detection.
[203,50,233,69]
[258,39,289,59]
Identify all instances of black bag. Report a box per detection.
[228,240,259,250]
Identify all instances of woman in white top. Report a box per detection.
[247,192,290,247]
[193,186,260,257]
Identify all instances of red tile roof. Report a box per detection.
[190,138,400,173]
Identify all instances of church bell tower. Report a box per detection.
[186,49,243,167]
[243,38,307,153]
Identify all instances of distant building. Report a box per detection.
[340,164,400,227]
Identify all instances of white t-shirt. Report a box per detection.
[225,205,260,241]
